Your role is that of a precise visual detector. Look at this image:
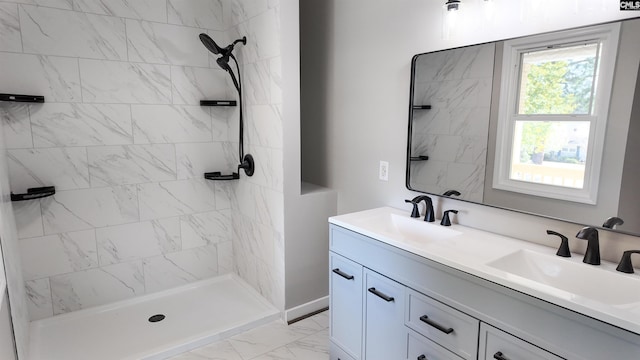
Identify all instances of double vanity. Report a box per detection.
[328,207,640,360]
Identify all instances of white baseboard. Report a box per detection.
[284,296,329,322]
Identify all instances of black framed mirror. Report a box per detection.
[406,17,640,236]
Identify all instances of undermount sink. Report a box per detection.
[389,214,462,242]
[487,250,640,305]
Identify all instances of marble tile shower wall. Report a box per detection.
[226,0,285,311]
[0,0,241,321]
[411,43,495,202]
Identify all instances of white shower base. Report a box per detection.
[28,274,279,360]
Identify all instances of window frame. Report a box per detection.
[493,23,620,204]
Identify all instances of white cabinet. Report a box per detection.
[330,252,363,359]
[329,224,640,360]
[363,269,405,360]
[478,323,563,360]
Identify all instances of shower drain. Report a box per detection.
[148,314,166,323]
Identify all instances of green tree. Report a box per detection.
[522,61,577,114]
[519,61,579,163]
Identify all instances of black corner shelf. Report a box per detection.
[200,100,237,107]
[1,93,45,103]
[410,156,429,161]
[204,172,240,181]
[11,186,55,202]
[412,105,431,110]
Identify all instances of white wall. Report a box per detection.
[0,292,17,360]
[0,105,27,360]
[316,0,640,261]
[226,0,287,311]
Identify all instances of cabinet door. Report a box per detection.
[330,252,364,359]
[479,323,564,360]
[364,269,405,360]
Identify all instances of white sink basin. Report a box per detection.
[389,214,462,241]
[349,212,462,244]
[487,250,640,305]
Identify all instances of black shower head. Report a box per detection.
[199,33,224,55]
[199,33,247,57]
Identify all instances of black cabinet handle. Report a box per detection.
[494,351,509,360]
[368,287,394,302]
[419,315,454,334]
[332,268,354,280]
[417,355,427,360]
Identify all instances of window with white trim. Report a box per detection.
[493,23,620,204]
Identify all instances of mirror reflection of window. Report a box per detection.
[494,23,620,204]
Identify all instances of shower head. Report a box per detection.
[199,33,247,57]
[199,33,224,55]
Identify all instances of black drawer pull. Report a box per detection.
[494,351,509,360]
[368,287,394,302]
[419,315,454,334]
[417,355,427,360]
[332,268,354,280]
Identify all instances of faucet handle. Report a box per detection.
[405,199,420,218]
[616,250,640,273]
[547,230,570,257]
[440,210,458,226]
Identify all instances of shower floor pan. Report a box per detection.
[28,274,279,360]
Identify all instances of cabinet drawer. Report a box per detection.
[479,323,564,360]
[364,269,405,360]
[407,328,464,360]
[330,252,363,359]
[406,288,479,360]
[330,341,357,360]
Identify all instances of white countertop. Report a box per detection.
[329,206,640,336]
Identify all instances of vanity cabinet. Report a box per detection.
[329,223,640,360]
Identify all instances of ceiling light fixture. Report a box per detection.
[444,0,461,11]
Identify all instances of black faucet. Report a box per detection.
[547,230,570,257]
[404,199,421,218]
[616,250,640,273]
[576,227,600,265]
[602,216,624,229]
[408,195,435,222]
[440,210,458,226]
[442,190,461,197]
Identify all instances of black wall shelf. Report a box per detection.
[412,105,431,110]
[204,172,240,181]
[1,93,45,103]
[11,186,55,201]
[410,156,429,161]
[200,100,237,106]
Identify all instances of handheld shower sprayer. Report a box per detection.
[198,33,253,177]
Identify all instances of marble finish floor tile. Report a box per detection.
[169,311,329,360]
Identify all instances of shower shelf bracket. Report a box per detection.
[200,100,237,106]
[1,93,45,103]
[11,186,56,202]
[204,172,240,181]
[410,155,429,161]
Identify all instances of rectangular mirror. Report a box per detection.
[406,18,640,236]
